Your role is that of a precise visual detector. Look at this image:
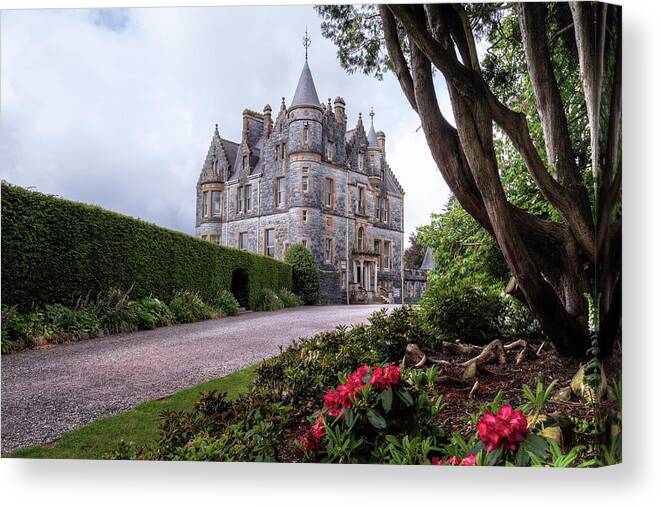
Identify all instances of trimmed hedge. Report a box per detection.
[1,183,292,310]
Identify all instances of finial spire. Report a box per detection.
[303,27,311,62]
[369,107,375,127]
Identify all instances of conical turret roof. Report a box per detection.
[367,124,379,147]
[291,61,320,107]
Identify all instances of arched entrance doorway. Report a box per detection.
[230,268,250,308]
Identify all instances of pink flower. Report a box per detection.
[477,404,529,452]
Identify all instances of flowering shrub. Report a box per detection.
[477,404,529,452]
[297,364,446,463]
[322,364,400,418]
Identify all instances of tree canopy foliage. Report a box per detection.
[317,3,621,357]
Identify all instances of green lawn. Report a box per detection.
[7,364,258,460]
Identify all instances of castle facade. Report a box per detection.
[195,56,404,304]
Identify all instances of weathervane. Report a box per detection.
[369,107,375,126]
[303,27,311,62]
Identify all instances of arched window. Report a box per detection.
[357,227,364,250]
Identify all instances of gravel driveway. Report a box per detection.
[1,304,394,453]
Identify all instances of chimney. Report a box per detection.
[263,104,272,139]
[377,131,386,152]
[334,96,346,125]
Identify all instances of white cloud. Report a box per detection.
[1,6,452,239]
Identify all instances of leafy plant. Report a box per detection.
[519,380,558,417]
[277,289,302,308]
[284,243,320,305]
[212,289,240,316]
[254,288,284,312]
[169,290,214,323]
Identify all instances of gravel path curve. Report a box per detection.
[1,304,394,453]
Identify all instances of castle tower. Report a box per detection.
[287,31,323,157]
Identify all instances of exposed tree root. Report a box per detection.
[459,339,507,368]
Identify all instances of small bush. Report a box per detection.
[212,289,239,316]
[254,288,284,312]
[277,289,302,308]
[128,297,174,330]
[284,244,319,305]
[169,290,214,323]
[419,281,508,347]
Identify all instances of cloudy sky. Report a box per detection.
[1,5,452,239]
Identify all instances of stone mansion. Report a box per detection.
[195,55,405,304]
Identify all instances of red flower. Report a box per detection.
[298,416,327,455]
[369,365,401,390]
[432,453,477,466]
[477,404,529,452]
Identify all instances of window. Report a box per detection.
[243,155,249,170]
[384,240,391,271]
[341,270,346,290]
[327,141,335,162]
[383,198,390,224]
[301,167,310,193]
[374,240,381,269]
[357,227,364,251]
[265,229,275,257]
[238,232,248,250]
[236,187,243,213]
[276,177,285,208]
[244,184,251,212]
[303,122,310,145]
[209,234,219,244]
[284,242,290,254]
[376,197,381,221]
[302,209,309,223]
[358,186,365,214]
[202,191,209,217]
[358,153,364,172]
[236,185,251,213]
[301,239,308,249]
[324,238,333,263]
[324,177,334,208]
[211,191,221,216]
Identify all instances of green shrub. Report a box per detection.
[277,289,302,308]
[212,289,239,316]
[169,290,214,323]
[1,183,292,311]
[128,297,174,330]
[256,307,420,404]
[419,281,509,346]
[284,244,319,305]
[254,288,284,312]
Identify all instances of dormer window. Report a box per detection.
[358,153,364,172]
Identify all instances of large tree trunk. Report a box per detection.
[380,3,621,357]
